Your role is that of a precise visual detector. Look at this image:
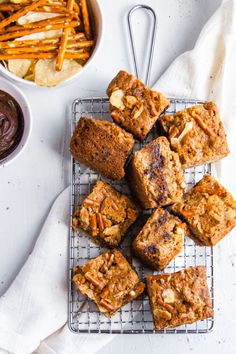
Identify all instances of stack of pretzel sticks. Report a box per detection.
[0,0,95,70]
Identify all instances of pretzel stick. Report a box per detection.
[4,45,60,53]
[45,0,68,5]
[0,32,85,48]
[9,0,67,4]
[0,21,78,41]
[8,0,30,3]
[55,0,74,71]
[24,59,37,80]
[3,39,95,53]
[73,1,80,14]
[39,1,68,6]
[0,51,90,59]
[32,7,79,19]
[36,6,67,13]
[0,7,73,15]
[8,0,45,4]
[65,50,89,59]
[24,73,34,80]
[70,27,76,35]
[47,0,69,5]
[37,9,79,20]
[0,2,67,11]
[5,0,32,5]
[35,1,68,7]
[66,39,94,48]
[4,15,73,33]
[80,0,91,39]
[0,0,46,30]
[0,5,22,11]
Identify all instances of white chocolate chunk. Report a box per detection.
[225,209,236,220]
[162,289,175,303]
[110,89,125,110]
[175,227,185,237]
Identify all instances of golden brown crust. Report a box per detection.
[132,208,187,270]
[72,180,140,247]
[70,117,135,180]
[73,249,145,317]
[172,174,236,246]
[128,137,185,208]
[147,266,213,330]
[159,102,229,168]
[107,71,170,141]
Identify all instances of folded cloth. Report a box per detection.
[0,0,235,353]
[155,0,236,186]
[0,187,115,354]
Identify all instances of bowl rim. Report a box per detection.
[0,0,104,89]
[0,76,32,167]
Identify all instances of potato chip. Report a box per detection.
[35,58,82,86]
[8,58,32,77]
[15,12,62,40]
[17,11,59,25]
[19,29,62,41]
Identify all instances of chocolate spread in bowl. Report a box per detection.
[0,90,24,160]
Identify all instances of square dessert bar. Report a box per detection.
[70,117,135,180]
[132,208,187,270]
[73,249,145,317]
[159,102,229,168]
[147,266,213,330]
[172,174,236,246]
[128,136,185,209]
[72,180,140,247]
[107,71,169,141]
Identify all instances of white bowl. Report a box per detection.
[0,77,32,167]
[0,0,103,88]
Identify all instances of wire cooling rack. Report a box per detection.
[68,97,214,334]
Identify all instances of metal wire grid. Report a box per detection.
[69,97,214,334]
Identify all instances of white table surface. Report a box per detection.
[1,0,236,353]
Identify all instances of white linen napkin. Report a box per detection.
[155,0,236,187]
[0,0,235,353]
[0,187,115,354]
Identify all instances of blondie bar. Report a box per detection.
[172,174,236,246]
[107,71,169,141]
[132,208,187,270]
[159,102,229,168]
[128,137,185,208]
[70,117,135,180]
[73,249,145,317]
[147,266,213,330]
[72,181,140,247]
